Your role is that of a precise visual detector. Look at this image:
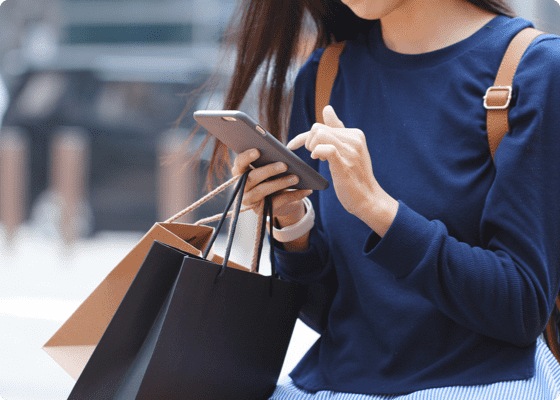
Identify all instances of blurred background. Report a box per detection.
[0,0,558,399]
[0,0,240,238]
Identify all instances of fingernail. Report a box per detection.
[276,162,287,172]
[289,176,299,184]
[251,150,259,158]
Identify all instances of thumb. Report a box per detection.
[323,105,345,129]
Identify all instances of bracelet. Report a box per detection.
[266,197,315,243]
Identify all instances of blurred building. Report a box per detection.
[0,0,237,83]
[0,0,237,235]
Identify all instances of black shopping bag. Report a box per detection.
[67,171,306,400]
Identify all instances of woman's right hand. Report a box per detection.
[232,149,313,250]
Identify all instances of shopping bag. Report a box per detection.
[43,176,248,380]
[67,172,306,400]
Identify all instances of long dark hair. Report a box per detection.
[188,0,516,184]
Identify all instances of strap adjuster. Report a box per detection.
[483,86,512,110]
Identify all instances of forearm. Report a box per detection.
[365,201,556,346]
[356,188,399,238]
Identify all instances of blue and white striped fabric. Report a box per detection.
[270,337,560,400]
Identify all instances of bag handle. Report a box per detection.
[241,196,277,277]
[200,171,276,279]
[203,171,249,277]
[165,172,268,273]
[164,174,257,224]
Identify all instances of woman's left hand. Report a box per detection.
[287,105,399,237]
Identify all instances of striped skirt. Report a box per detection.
[270,337,560,400]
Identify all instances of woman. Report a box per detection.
[197,0,560,398]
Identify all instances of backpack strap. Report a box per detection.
[484,26,560,365]
[485,27,545,159]
[315,29,545,155]
[317,29,560,362]
[315,41,346,124]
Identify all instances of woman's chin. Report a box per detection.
[340,1,391,21]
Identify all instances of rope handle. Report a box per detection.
[163,173,269,274]
[164,174,257,224]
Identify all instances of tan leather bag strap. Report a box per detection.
[484,27,560,364]
[486,27,545,159]
[317,29,560,362]
[315,41,346,124]
[315,29,545,155]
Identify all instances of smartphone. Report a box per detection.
[193,110,329,191]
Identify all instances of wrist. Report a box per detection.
[267,197,314,244]
[275,201,306,228]
[357,191,399,238]
[282,231,310,252]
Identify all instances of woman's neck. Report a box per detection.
[380,0,498,54]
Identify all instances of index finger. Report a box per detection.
[287,132,310,151]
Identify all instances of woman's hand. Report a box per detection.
[287,105,398,237]
[232,149,313,250]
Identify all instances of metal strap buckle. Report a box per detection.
[483,86,512,110]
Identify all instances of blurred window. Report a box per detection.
[64,23,193,44]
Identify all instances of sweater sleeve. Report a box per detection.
[273,48,335,285]
[363,36,560,347]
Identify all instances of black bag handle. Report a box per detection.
[267,196,277,278]
[254,195,276,277]
[202,171,276,279]
[202,170,248,263]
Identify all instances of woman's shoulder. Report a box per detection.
[293,47,327,89]
[297,36,361,81]
[523,32,560,66]
[492,17,560,72]
[299,47,327,71]
[514,30,560,90]
[504,29,560,162]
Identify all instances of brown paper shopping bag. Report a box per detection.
[43,176,250,380]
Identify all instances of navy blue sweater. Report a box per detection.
[274,15,560,395]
